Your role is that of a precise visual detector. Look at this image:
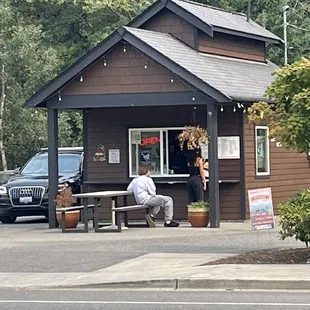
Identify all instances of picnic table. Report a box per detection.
[74,190,132,233]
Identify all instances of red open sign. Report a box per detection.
[140,137,160,146]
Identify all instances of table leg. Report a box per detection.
[83,198,89,233]
[61,211,66,233]
[99,196,127,232]
[123,195,128,227]
[94,198,100,232]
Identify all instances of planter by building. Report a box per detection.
[188,201,210,227]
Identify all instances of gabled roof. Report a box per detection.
[25,24,278,108]
[129,0,282,44]
[25,0,281,108]
[123,27,278,102]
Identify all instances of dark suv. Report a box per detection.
[0,147,83,223]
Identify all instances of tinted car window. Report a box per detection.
[21,154,81,175]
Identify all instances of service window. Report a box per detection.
[255,126,270,176]
[129,128,189,177]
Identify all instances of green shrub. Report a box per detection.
[278,188,310,247]
[187,200,209,211]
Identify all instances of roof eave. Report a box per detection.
[212,26,283,45]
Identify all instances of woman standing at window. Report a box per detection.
[187,149,206,203]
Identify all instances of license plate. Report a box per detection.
[20,197,33,204]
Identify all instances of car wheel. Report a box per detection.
[0,216,17,224]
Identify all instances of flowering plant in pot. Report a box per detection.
[178,126,208,150]
[187,200,210,227]
[55,184,80,228]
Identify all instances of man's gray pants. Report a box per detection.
[146,195,174,222]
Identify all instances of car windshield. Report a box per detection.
[21,154,81,175]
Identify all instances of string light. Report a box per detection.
[170,78,174,83]
[237,102,242,109]
[144,63,148,69]
[103,58,107,66]
[80,75,83,82]
[58,93,62,101]
[243,107,247,113]
[123,44,127,52]
[233,106,236,112]
[220,105,224,112]
[192,94,196,101]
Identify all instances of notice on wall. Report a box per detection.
[108,149,120,164]
[218,136,240,159]
[131,131,141,144]
[248,187,275,231]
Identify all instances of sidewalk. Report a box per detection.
[0,253,309,290]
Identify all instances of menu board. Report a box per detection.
[197,136,240,160]
[218,136,240,159]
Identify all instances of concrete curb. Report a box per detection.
[34,278,310,291]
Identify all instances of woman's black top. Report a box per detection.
[188,165,200,177]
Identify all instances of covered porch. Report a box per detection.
[47,93,227,229]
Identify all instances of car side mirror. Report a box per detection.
[14,167,20,174]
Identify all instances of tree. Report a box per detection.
[0,1,61,169]
[193,0,310,65]
[247,57,310,154]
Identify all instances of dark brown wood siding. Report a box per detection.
[199,31,266,62]
[244,121,310,217]
[86,106,242,221]
[142,8,195,48]
[63,43,189,96]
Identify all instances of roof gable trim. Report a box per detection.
[128,1,166,28]
[166,0,214,37]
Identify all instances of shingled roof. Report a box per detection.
[24,0,281,108]
[124,27,278,102]
[129,0,282,44]
[171,0,281,42]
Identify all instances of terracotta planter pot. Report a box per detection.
[188,210,210,227]
[56,210,80,229]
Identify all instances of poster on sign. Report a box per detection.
[248,187,275,231]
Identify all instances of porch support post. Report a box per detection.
[207,104,220,228]
[47,108,59,228]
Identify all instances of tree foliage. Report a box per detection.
[248,57,310,153]
[0,0,309,169]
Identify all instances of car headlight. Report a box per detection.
[0,186,7,195]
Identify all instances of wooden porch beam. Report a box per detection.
[47,108,59,228]
[207,103,220,228]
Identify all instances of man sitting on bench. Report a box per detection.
[127,164,179,228]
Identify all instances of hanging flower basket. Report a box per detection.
[178,126,208,150]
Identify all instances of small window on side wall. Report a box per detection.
[255,126,270,176]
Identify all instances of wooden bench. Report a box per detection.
[56,204,96,233]
[112,205,149,232]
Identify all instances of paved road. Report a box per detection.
[0,217,302,273]
[1,289,310,310]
